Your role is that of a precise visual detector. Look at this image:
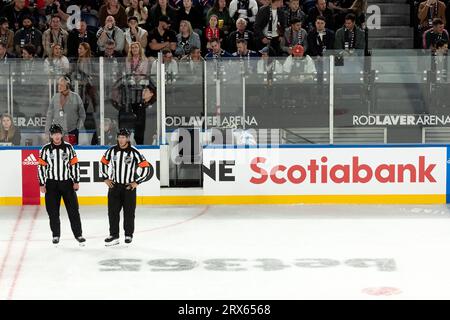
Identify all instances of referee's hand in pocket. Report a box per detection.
[126,182,138,190]
[104,179,114,188]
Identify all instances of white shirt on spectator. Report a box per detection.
[263,9,279,38]
[283,55,316,74]
[257,58,283,74]
[124,27,148,46]
[229,0,259,23]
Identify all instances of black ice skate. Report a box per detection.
[104,236,119,246]
[125,236,133,244]
[52,237,59,245]
[76,236,86,247]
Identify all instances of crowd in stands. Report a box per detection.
[0,0,370,146]
[413,0,450,53]
[0,0,368,63]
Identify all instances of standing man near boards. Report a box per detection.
[38,124,86,246]
[100,128,152,246]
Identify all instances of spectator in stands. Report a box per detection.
[232,38,258,57]
[0,113,21,145]
[44,43,70,75]
[334,13,365,50]
[229,0,259,30]
[204,36,231,58]
[21,43,36,60]
[328,0,354,29]
[14,15,43,57]
[74,42,97,113]
[307,15,334,56]
[227,17,255,53]
[42,0,70,27]
[2,0,31,33]
[306,0,334,31]
[283,43,316,77]
[254,0,286,55]
[256,46,282,87]
[418,0,446,32]
[0,17,14,55]
[45,76,86,144]
[280,17,307,56]
[99,0,128,29]
[207,0,233,37]
[104,117,119,145]
[132,83,157,145]
[435,38,449,55]
[67,19,97,59]
[423,18,449,50]
[124,15,148,54]
[348,0,367,28]
[17,44,42,85]
[179,45,204,73]
[282,0,305,29]
[125,0,149,26]
[126,41,149,82]
[42,14,69,58]
[177,0,204,35]
[204,14,224,50]
[151,48,178,80]
[175,19,201,57]
[96,15,125,54]
[0,42,13,62]
[148,15,177,57]
[101,38,124,57]
[148,0,179,32]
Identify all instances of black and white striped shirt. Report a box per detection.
[100,144,151,184]
[38,142,80,186]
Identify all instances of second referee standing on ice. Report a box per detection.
[100,128,152,246]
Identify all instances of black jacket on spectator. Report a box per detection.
[306,28,335,56]
[254,5,286,45]
[2,3,31,32]
[148,4,179,31]
[177,5,204,31]
[67,29,98,59]
[14,27,43,56]
[227,29,255,52]
[147,27,177,57]
[306,6,335,31]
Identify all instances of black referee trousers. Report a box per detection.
[107,184,137,238]
[45,180,82,238]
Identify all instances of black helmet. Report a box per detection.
[49,123,63,134]
[117,128,131,137]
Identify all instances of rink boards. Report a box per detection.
[0,145,449,205]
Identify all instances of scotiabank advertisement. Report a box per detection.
[202,147,447,196]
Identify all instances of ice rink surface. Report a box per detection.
[1,204,450,300]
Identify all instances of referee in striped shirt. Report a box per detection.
[38,124,86,245]
[100,128,152,246]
